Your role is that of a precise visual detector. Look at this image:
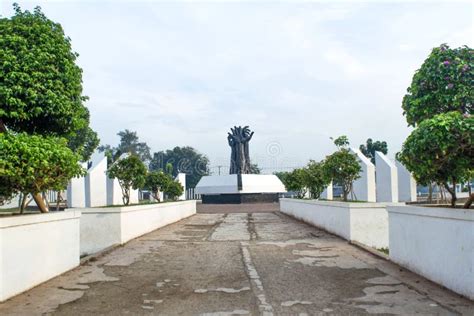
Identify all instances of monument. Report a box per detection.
[195,126,286,204]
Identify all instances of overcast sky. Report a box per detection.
[2,1,473,173]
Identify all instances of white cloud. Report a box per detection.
[3,1,473,170]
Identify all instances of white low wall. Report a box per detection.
[280,198,389,249]
[388,205,474,300]
[72,200,196,256]
[0,211,81,302]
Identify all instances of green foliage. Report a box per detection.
[332,135,350,148]
[107,155,147,205]
[98,129,151,164]
[359,138,388,164]
[325,136,361,201]
[249,162,261,174]
[145,170,171,201]
[166,180,184,201]
[402,44,473,126]
[0,132,85,197]
[279,168,307,198]
[165,162,173,175]
[0,4,89,136]
[397,112,473,206]
[302,160,331,199]
[67,126,99,162]
[150,146,209,188]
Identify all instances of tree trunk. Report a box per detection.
[428,183,433,203]
[56,191,62,211]
[0,119,6,133]
[19,193,28,214]
[32,192,49,213]
[443,182,456,208]
[463,193,474,209]
[153,189,161,202]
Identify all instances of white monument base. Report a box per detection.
[195,174,286,204]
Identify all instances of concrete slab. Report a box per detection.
[1,208,472,315]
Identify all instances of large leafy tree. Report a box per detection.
[400,44,473,207]
[150,146,209,188]
[402,44,473,126]
[359,138,388,164]
[324,136,361,201]
[107,155,147,205]
[0,5,97,211]
[303,160,331,199]
[98,129,151,164]
[0,4,89,135]
[0,133,85,212]
[397,112,473,207]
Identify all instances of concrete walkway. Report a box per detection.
[1,211,473,315]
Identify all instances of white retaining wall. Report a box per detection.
[0,211,81,302]
[72,200,197,256]
[280,198,389,248]
[388,205,474,300]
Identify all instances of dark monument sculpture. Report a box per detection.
[195,125,285,204]
[227,126,254,174]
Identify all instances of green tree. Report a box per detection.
[397,112,473,207]
[402,44,473,127]
[359,138,388,164]
[278,169,307,198]
[249,162,261,174]
[107,155,147,205]
[0,5,96,211]
[145,171,171,202]
[324,136,361,201]
[165,180,184,201]
[0,133,85,212]
[150,146,209,188]
[98,129,151,164]
[303,160,331,199]
[0,4,89,136]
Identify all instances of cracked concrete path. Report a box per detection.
[1,211,473,315]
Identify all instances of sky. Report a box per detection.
[2,1,473,174]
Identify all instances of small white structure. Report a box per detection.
[0,211,81,302]
[106,177,122,205]
[76,201,196,255]
[350,148,376,202]
[280,198,389,249]
[388,205,474,300]
[196,174,285,195]
[375,152,398,203]
[85,154,107,207]
[175,173,186,201]
[396,160,417,202]
[320,181,333,200]
[107,177,139,206]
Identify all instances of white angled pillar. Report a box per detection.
[375,151,398,202]
[350,148,376,202]
[396,160,417,202]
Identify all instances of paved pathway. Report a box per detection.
[1,211,473,315]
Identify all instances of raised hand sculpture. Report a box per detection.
[228,126,254,174]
